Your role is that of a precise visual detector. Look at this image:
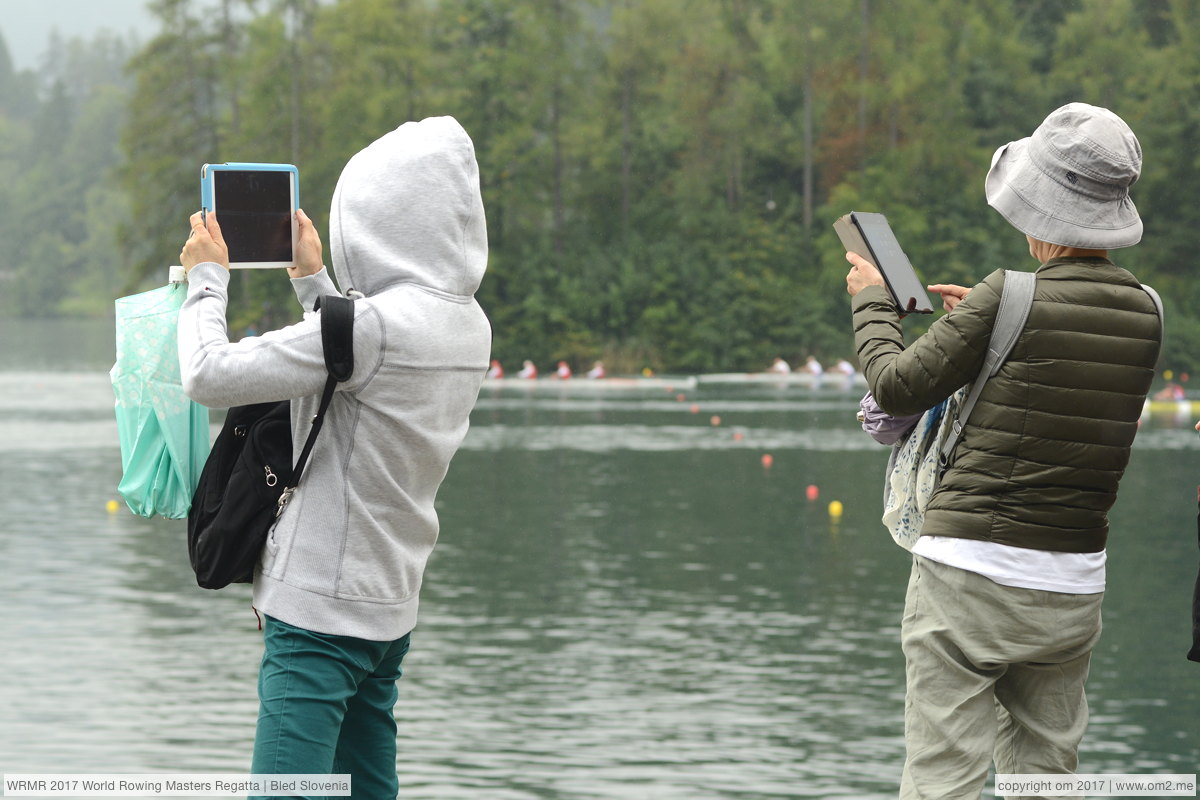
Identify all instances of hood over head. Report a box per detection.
[329,116,487,297]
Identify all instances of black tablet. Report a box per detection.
[834,211,934,315]
[200,163,299,268]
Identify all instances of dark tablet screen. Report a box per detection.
[853,213,934,314]
[213,170,293,263]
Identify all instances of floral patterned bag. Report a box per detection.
[880,388,966,551]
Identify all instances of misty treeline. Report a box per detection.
[3,0,1200,375]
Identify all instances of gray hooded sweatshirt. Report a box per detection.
[179,116,491,641]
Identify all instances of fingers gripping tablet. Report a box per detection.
[201,163,300,269]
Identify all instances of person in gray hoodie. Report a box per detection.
[178,116,491,797]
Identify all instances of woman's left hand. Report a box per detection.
[845,251,885,296]
[181,211,229,271]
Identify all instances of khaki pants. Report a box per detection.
[900,555,1103,800]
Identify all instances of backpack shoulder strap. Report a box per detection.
[939,270,1035,469]
[278,295,356,514]
[982,270,1035,378]
[1142,283,1164,324]
[1140,282,1165,367]
[316,294,355,383]
[1142,282,1164,348]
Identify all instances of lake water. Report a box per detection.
[1,318,1197,798]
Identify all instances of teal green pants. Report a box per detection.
[251,615,412,800]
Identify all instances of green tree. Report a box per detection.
[18,0,1194,376]
[120,0,225,290]
[0,32,132,317]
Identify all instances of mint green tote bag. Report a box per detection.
[110,277,210,519]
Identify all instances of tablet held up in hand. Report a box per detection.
[201,162,300,269]
[834,211,934,315]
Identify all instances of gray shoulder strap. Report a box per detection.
[1141,283,1165,365]
[1142,283,1164,330]
[939,270,1035,469]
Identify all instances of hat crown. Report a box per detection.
[1031,103,1141,195]
[984,102,1143,249]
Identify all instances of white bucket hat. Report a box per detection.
[985,102,1142,249]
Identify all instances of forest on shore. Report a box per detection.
[2,0,1199,376]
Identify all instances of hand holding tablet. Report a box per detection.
[834,211,935,315]
[180,211,228,271]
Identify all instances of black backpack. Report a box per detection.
[187,295,355,590]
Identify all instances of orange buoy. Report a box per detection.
[761,453,774,469]
[805,484,819,501]
[710,415,721,426]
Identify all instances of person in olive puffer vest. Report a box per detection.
[845,103,1162,799]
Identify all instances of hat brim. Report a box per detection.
[985,138,1142,249]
